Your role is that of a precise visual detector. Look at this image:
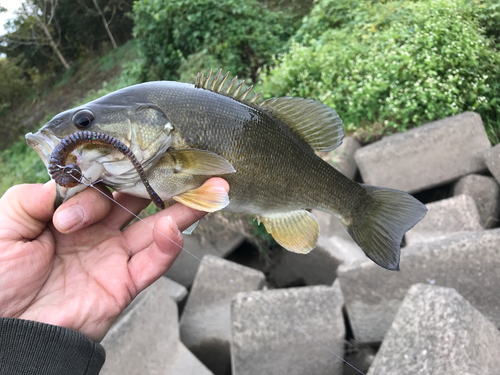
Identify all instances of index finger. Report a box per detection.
[122,178,229,253]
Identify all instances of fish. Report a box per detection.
[26,69,427,270]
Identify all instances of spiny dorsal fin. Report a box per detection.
[195,69,344,152]
[195,69,265,106]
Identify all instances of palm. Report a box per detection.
[15,223,134,341]
[0,180,227,341]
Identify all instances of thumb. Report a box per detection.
[0,181,56,241]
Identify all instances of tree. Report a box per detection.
[76,0,118,49]
[2,0,70,69]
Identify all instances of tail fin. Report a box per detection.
[345,185,427,271]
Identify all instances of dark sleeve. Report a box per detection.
[0,318,105,375]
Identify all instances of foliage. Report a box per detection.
[176,51,224,84]
[1,0,133,75]
[131,0,296,82]
[0,58,30,115]
[0,140,48,195]
[475,0,500,46]
[260,0,500,143]
[263,0,315,30]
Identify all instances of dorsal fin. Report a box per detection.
[194,69,344,152]
[260,97,344,152]
[195,69,265,106]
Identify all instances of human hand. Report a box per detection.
[0,178,229,342]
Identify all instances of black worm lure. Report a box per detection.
[48,131,165,209]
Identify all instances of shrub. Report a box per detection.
[0,58,29,115]
[131,0,296,82]
[260,0,500,143]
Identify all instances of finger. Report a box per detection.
[122,202,207,256]
[0,182,56,241]
[127,215,183,292]
[105,192,152,230]
[122,178,229,254]
[53,183,114,233]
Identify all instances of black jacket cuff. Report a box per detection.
[0,317,105,375]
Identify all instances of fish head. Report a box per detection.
[26,84,174,204]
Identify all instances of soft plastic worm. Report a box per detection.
[48,131,165,209]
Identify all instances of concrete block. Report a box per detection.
[324,136,361,180]
[162,276,188,303]
[313,209,353,242]
[101,278,213,375]
[453,174,500,228]
[485,143,500,185]
[405,195,483,245]
[179,255,265,375]
[368,284,500,375]
[231,284,345,375]
[269,236,366,287]
[337,228,500,343]
[164,213,245,288]
[355,112,491,193]
[344,346,376,375]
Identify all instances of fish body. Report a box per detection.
[26,71,427,270]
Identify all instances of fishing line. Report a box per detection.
[77,175,366,375]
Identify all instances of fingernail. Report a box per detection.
[166,215,181,238]
[56,205,84,231]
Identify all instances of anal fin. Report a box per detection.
[173,179,229,212]
[258,210,319,254]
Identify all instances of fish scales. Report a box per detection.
[152,83,360,214]
[26,71,427,270]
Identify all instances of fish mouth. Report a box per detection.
[26,128,172,206]
[26,130,62,168]
[25,130,96,205]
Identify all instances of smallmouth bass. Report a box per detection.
[26,70,427,270]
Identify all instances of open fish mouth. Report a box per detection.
[26,130,62,169]
[25,130,97,205]
[26,128,172,206]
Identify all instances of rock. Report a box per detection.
[368,284,500,375]
[485,143,500,184]
[162,276,189,303]
[164,213,245,288]
[453,174,500,228]
[354,112,491,193]
[405,194,483,245]
[324,136,361,180]
[269,236,366,287]
[231,284,345,375]
[313,209,353,242]
[344,345,376,375]
[179,255,265,375]
[100,278,213,375]
[337,228,500,343]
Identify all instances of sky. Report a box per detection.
[0,0,23,36]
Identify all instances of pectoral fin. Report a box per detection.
[257,210,319,254]
[169,149,236,175]
[173,179,230,212]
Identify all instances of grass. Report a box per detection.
[0,140,48,194]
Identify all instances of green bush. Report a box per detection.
[131,0,296,82]
[260,0,500,143]
[0,58,30,115]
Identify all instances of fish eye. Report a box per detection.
[72,110,95,129]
